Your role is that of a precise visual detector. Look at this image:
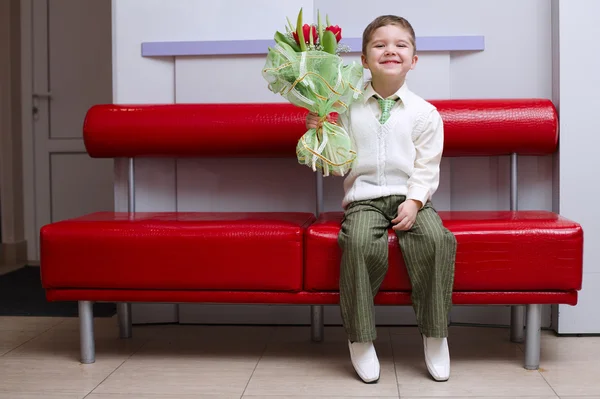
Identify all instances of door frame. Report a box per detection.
[0,0,26,265]
[20,0,101,262]
[20,0,37,262]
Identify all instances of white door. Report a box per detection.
[26,0,114,260]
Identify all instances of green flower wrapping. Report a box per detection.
[262,10,363,176]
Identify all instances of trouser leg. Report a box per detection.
[338,199,390,342]
[395,201,457,338]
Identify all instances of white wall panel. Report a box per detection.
[175,56,285,104]
[176,158,315,213]
[133,158,177,212]
[556,0,600,333]
[50,153,114,222]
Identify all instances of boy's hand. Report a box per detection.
[306,112,321,130]
[392,200,421,231]
[305,112,336,130]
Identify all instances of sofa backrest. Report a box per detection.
[83,99,557,158]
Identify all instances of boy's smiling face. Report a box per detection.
[361,24,418,83]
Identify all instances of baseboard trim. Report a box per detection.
[1,240,27,265]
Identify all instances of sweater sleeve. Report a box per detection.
[336,111,349,131]
[331,111,353,177]
[407,109,444,206]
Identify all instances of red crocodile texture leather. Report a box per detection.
[40,212,316,292]
[83,99,557,158]
[83,103,308,158]
[45,289,578,306]
[433,99,557,156]
[305,211,583,292]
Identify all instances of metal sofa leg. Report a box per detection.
[510,305,525,343]
[311,305,324,342]
[524,304,542,370]
[117,302,132,338]
[79,301,95,364]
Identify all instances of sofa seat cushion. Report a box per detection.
[304,211,583,292]
[41,212,316,291]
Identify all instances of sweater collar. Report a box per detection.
[362,81,409,104]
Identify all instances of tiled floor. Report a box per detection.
[0,316,598,398]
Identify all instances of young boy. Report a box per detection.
[307,15,457,383]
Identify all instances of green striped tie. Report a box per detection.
[376,97,397,124]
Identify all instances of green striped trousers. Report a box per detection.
[337,195,457,342]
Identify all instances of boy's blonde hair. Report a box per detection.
[361,15,416,55]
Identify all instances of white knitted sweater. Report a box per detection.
[338,83,444,209]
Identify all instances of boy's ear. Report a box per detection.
[410,54,419,70]
[361,54,369,69]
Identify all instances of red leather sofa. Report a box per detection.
[39,100,583,370]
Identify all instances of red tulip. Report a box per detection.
[293,24,318,45]
[325,25,342,42]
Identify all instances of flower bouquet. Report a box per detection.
[262,8,363,176]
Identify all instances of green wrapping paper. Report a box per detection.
[262,26,363,176]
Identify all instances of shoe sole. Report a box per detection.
[354,368,380,384]
[363,376,380,384]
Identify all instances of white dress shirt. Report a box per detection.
[338,82,444,209]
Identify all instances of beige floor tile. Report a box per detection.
[91,326,271,396]
[0,316,66,356]
[539,361,600,396]
[89,395,239,398]
[129,325,274,363]
[243,326,399,397]
[1,320,598,398]
[393,326,526,364]
[559,397,600,399]
[255,325,390,367]
[400,397,558,399]
[390,325,520,358]
[4,317,145,363]
[0,330,43,356]
[134,324,276,343]
[538,331,600,361]
[0,357,117,394]
[92,360,256,396]
[0,316,65,332]
[245,361,399,397]
[44,316,119,333]
[535,332,600,396]
[0,393,83,398]
[243,396,399,399]
[391,328,556,397]
[396,362,555,397]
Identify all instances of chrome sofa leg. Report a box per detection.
[117,302,132,338]
[510,305,525,343]
[524,304,542,370]
[311,305,324,342]
[79,301,95,364]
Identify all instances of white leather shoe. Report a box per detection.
[422,335,450,381]
[348,340,380,383]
